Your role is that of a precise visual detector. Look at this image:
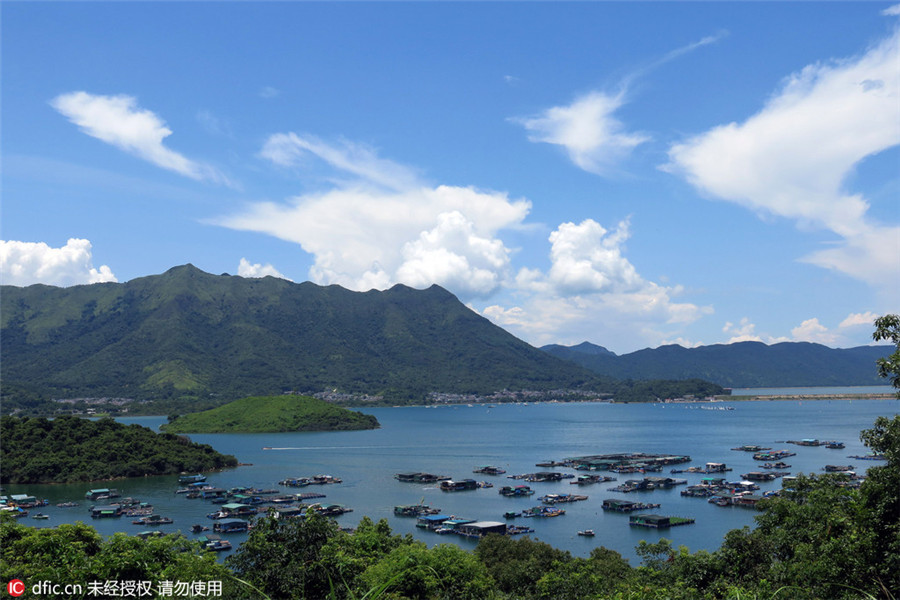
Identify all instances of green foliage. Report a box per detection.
[226,510,343,600]
[161,395,380,433]
[474,534,571,598]
[0,415,237,484]
[360,542,494,600]
[873,314,900,395]
[0,515,253,599]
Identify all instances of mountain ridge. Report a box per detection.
[1,265,610,403]
[541,340,891,388]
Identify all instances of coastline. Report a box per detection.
[720,393,896,402]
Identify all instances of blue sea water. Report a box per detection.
[7,395,898,565]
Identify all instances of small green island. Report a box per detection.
[0,415,238,484]
[160,394,380,433]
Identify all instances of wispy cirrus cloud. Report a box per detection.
[51,91,231,185]
[0,238,117,287]
[259,132,421,192]
[512,32,726,177]
[666,25,900,291]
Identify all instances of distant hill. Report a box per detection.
[541,341,892,388]
[161,395,380,433]
[1,264,609,403]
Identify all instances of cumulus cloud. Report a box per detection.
[51,91,230,184]
[219,135,530,298]
[722,317,763,343]
[0,239,117,287]
[839,311,879,329]
[481,218,711,348]
[513,91,650,176]
[237,258,289,280]
[791,318,839,345]
[666,27,900,289]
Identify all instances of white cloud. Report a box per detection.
[260,132,420,191]
[722,318,763,343]
[666,27,900,290]
[396,211,510,298]
[481,218,710,348]
[883,4,900,17]
[259,86,280,99]
[237,258,289,280]
[51,91,230,185]
[220,135,530,298]
[791,318,839,345]
[513,91,650,176]
[545,219,641,295]
[0,239,117,287]
[838,311,879,329]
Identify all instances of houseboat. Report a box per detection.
[90,505,123,519]
[498,485,535,497]
[85,489,120,501]
[416,514,450,530]
[131,514,173,526]
[178,474,207,484]
[741,472,777,481]
[824,465,855,472]
[198,534,231,551]
[394,472,449,484]
[522,506,565,518]
[213,519,249,533]
[455,521,508,539]
[539,493,588,504]
[570,474,616,485]
[440,479,478,492]
[473,466,506,475]
[628,514,695,528]
[601,499,660,512]
[394,504,440,517]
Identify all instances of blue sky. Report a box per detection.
[2,2,898,354]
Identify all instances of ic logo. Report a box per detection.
[7,580,25,597]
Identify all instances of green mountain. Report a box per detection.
[1,264,607,403]
[161,395,380,433]
[542,341,892,388]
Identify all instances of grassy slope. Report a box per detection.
[160,395,380,433]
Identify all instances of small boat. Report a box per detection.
[503,511,521,519]
[191,524,210,533]
[577,529,595,536]
[56,501,79,508]
[32,513,49,520]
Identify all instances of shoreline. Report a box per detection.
[717,393,896,402]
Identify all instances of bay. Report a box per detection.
[6,395,898,565]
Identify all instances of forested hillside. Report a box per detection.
[543,340,891,387]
